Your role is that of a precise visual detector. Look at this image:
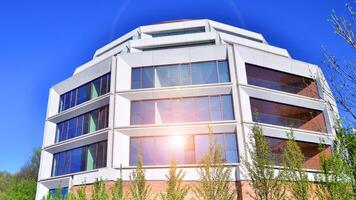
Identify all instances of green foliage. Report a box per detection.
[241,124,286,200]
[193,126,236,200]
[314,124,355,200]
[112,166,125,200]
[0,148,40,200]
[16,148,41,180]
[282,130,310,200]
[76,185,88,200]
[92,179,109,200]
[334,121,356,193]
[129,153,154,200]
[160,160,189,200]
[0,171,13,195]
[0,178,37,200]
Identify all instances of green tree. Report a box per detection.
[282,130,310,200]
[112,165,125,200]
[16,148,41,180]
[92,178,109,200]
[0,178,37,200]
[160,160,189,200]
[0,148,40,200]
[129,153,154,200]
[0,171,13,195]
[241,124,286,200]
[74,185,87,200]
[315,135,355,199]
[193,127,236,200]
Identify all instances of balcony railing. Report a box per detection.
[248,77,319,98]
[256,113,326,133]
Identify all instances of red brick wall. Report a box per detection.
[71,180,239,200]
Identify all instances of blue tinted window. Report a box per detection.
[61,188,68,200]
[56,106,108,143]
[49,187,68,200]
[130,138,140,166]
[209,96,221,121]
[225,134,238,163]
[180,64,191,85]
[142,67,154,88]
[131,95,234,125]
[192,62,218,84]
[77,84,90,105]
[60,122,68,142]
[155,66,169,87]
[182,98,196,122]
[76,116,83,136]
[70,148,82,173]
[100,74,109,95]
[195,135,209,163]
[70,90,77,108]
[64,93,71,110]
[131,68,141,89]
[64,151,71,174]
[132,60,229,89]
[154,137,171,165]
[221,95,234,120]
[59,96,65,112]
[130,102,141,125]
[57,152,65,176]
[141,137,155,165]
[96,142,106,168]
[59,74,110,112]
[68,118,76,139]
[129,133,237,166]
[141,100,155,124]
[218,61,230,82]
[156,99,171,123]
[52,141,107,177]
[52,154,59,176]
[195,97,209,121]
[56,123,63,143]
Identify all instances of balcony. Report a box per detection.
[266,137,332,170]
[250,98,327,133]
[246,64,319,99]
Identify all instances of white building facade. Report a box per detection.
[36,19,337,200]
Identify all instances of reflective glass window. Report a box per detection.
[195,97,209,121]
[129,133,237,166]
[142,67,154,88]
[209,96,221,121]
[77,84,90,105]
[221,95,234,120]
[218,61,230,82]
[192,62,218,84]
[131,68,141,89]
[59,73,111,112]
[70,148,82,173]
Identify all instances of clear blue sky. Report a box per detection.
[0,0,351,173]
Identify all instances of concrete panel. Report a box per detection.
[114,95,130,127]
[54,58,112,94]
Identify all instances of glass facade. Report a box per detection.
[130,133,238,166]
[131,60,230,89]
[51,141,107,177]
[55,106,109,143]
[49,187,68,200]
[265,137,330,170]
[250,98,327,132]
[59,73,110,112]
[131,95,234,125]
[151,27,205,37]
[246,64,319,98]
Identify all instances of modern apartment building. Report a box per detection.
[36,19,337,200]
